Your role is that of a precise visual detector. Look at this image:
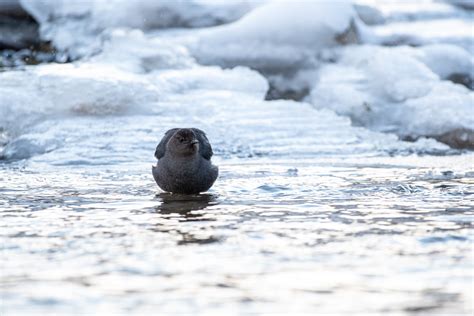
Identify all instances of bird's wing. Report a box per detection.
[192,128,213,160]
[154,128,179,159]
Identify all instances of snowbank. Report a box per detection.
[309,45,474,148]
[19,0,256,58]
[2,0,471,158]
[191,1,360,71]
[353,1,472,52]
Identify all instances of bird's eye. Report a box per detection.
[179,137,184,143]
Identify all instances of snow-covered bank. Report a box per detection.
[1,27,451,161]
[182,1,366,100]
[181,1,473,148]
[19,0,257,58]
[1,0,473,155]
[308,45,474,149]
[190,1,359,71]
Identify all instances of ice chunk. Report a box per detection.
[309,45,474,148]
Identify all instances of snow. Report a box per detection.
[354,0,467,21]
[1,27,449,161]
[370,18,473,52]
[19,0,256,58]
[190,1,359,71]
[417,44,474,79]
[353,1,473,52]
[309,45,474,140]
[1,0,473,159]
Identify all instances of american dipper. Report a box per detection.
[152,128,218,194]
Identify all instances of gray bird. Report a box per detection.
[152,128,218,194]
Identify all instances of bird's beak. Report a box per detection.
[190,140,199,145]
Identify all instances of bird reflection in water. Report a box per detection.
[155,192,219,218]
[153,193,220,245]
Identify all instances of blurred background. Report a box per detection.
[0,0,473,315]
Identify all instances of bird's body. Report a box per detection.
[152,128,218,194]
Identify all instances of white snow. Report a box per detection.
[1,28,448,161]
[354,0,467,21]
[370,18,473,52]
[1,0,472,159]
[19,0,256,58]
[190,1,359,70]
[417,44,474,79]
[309,45,474,139]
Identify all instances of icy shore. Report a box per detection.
[1,0,473,155]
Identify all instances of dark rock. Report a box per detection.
[447,73,474,90]
[435,128,474,150]
[0,14,39,50]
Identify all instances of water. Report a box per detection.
[1,0,473,315]
[1,153,473,314]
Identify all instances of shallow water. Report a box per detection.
[1,57,472,316]
[1,137,473,314]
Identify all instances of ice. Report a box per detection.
[3,0,469,157]
[1,28,450,162]
[309,45,474,147]
[19,0,256,58]
[0,29,268,160]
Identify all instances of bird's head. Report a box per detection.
[167,128,199,156]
